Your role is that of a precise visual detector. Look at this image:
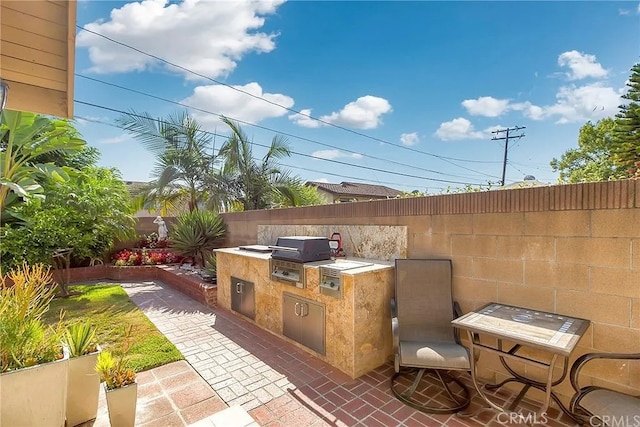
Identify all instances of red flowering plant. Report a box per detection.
[135,232,171,249]
[113,248,182,266]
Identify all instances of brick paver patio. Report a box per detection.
[120,280,580,426]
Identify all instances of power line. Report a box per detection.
[74,103,481,186]
[75,27,502,172]
[507,161,528,177]
[75,74,498,182]
[491,126,526,186]
[78,114,440,190]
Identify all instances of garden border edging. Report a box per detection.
[53,265,217,308]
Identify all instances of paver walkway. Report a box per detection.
[88,360,227,427]
[121,280,579,426]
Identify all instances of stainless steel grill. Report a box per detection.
[268,236,331,288]
[269,236,331,263]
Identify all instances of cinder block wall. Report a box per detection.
[221,179,640,403]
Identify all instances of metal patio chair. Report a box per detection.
[569,352,640,426]
[390,258,471,413]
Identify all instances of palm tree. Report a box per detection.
[218,117,303,211]
[118,111,221,213]
[0,110,86,223]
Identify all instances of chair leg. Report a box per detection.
[436,371,469,407]
[405,368,425,398]
[391,369,471,414]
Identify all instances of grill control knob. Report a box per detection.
[330,282,335,288]
[282,271,289,276]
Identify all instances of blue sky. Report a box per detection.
[74,0,640,193]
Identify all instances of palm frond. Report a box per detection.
[116,110,175,155]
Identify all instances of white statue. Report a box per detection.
[153,216,168,240]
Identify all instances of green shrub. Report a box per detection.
[0,167,135,271]
[170,210,226,267]
[204,251,217,278]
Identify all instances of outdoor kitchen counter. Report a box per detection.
[215,247,395,379]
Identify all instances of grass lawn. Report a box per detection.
[44,284,183,372]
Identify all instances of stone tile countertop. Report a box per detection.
[215,247,394,273]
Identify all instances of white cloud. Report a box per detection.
[435,118,484,141]
[288,109,320,128]
[100,135,131,144]
[507,83,621,124]
[540,83,622,124]
[510,102,545,120]
[400,132,419,146]
[504,84,621,124]
[180,82,294,128]
[461,96,510,117]
[312,178,329,183]
[638,2,640,13]
[450,51,620,125]
[319,96,392,129]
[557,51,608,80]
[76,0,284,80]
[618,8,630,15]
[311,150,363,160]
[483,125,506,135]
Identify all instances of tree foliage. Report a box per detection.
[120,111,322,213]
[117,111,218,213]
[550,119,625,183]
[218,117,318,210]
[613,63,640,177]
[551,63,640,182]
[0,110,86,224]
[0,167,136,271]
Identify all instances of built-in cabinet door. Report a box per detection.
[283,293,325,355]
[231,277,255,320]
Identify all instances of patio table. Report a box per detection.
[451,302,590,420]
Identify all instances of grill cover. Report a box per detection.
[271,236,331,263]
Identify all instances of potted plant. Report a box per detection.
[0,263,70,427]
[95,342,137,427]
[64,322,101,427]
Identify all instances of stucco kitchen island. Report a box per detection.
[215,247,395,379]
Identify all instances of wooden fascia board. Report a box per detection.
[66,0,77,117]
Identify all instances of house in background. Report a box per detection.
[306,181,403,203]
[1,0,77,118]
[499,175,550,190]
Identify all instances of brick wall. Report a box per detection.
[220,179,640,402]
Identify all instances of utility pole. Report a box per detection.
[491,126,526,186]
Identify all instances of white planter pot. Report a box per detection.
[0,347,70,427]
[105,382,137,427]
[66,346,101,427]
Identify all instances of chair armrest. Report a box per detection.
[570,352,640,393]
[390,298,399,355]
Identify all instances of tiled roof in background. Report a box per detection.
[125,180,151,197]
[306,181,402,198]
